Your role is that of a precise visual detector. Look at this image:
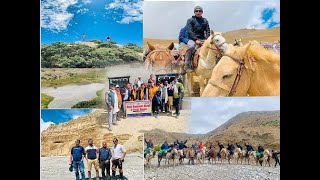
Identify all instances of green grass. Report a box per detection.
[261,119,280,126]
[41,93,54,108]
[41,69,105,87]
[72,89,105,108]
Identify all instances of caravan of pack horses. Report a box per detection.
[144,140,280,168]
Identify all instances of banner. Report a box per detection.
[124,100,152,117]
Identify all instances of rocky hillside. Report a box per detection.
[144,110,280,150]
[41,109,143,157]
[144,27,280,49]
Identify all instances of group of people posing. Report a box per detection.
[144,139,280,167]
[105,74,185,131]
[69,138,126,180]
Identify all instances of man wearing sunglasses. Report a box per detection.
[111,138,126,179]
[184,6,211,72]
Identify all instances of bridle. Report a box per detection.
[207,34,227,61]
[208,54,246,96]
[145,49,175,72]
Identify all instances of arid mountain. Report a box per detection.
[144,110,280,150]
[144,27,280,49]
[41,109,143,157]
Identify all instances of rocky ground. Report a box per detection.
[144,158,280,180]
[41,153,144,180]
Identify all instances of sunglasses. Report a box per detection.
[194,10,203,13]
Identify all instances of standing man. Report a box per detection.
[184,5,210,72]
[105,84,120,131]
[161,81,168,112]
[121,83,131,119]
[69,139,86,180]
[85,139,100,180]
[99,142,112,179]
[111,138,127,179]
[136,76,144,88]
[115,85,122,121]
[172,77,184,119]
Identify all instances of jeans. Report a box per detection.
[174,97,181,116]
[73,160,85,180]
[161,99,167,112]
[100,160,111,177]
[108,110,118,129]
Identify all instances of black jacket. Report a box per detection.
[186,16,210,41]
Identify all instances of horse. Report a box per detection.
[247,150,258,165]
[201,41,280,96]
[184,31,228,96]
[260,149,271,167]
[178,148,188,164]
[196,147,206,164]
[157,150,169,167]
[234,148,246,164]
[218,148,228,163]
[144,42,183,74]
[207,147,217,164]
[166,147,179,166]
[144,148,155,168]
[226,150,233,164]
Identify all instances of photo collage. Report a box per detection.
[40,0,280,179]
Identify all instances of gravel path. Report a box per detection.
[144,159,280,180]
[42,83,105,108]
[41,153,143,180]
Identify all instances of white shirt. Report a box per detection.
[111,90,119,114]
[137,80,143,87]
[123,88,129,100]
[112,144,126,159]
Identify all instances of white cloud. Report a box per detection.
[190,97,280,134]
[82,0,92,4]
[143,0,280,39]
[41,0,78,32]
[40,118,54,133]
[106,0,143,24]
[76,8,89,14]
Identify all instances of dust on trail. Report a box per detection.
[41,153,144,180]
[144,159,280,180]
[42,83,105,108]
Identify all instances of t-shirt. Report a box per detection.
[85,145,98,160]
[112,144,126,159]
[71,146,85,161]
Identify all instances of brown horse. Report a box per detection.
[219,148,228,163]
[202,41,280,96]
[166,147,179,166]
[234,148,246,164]
[207,147,217,164]
[178,148,188,164]
[144,42,183,74]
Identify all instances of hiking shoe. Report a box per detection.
[108,127,112,131]
[156,115,160,119]
[176,115,179,119]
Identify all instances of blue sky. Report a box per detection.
[144,0,280,39]
[190,97,280,134]
[41,109,94,132]
[41,0,143,46]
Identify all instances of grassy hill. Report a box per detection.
[41,41,143,68]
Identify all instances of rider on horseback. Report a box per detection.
[227,142,235,155]
[257,144,264,158]
[244,142,254,157]
[218,142,224,157]
[177,140,188,150]
[184,5,211,72]
[236,143,242,150]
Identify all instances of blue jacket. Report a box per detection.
[105,90,116,108]
[99,147,112,161]
[178,27,188,44]
[145,139,154,148]
[161,143,169,150]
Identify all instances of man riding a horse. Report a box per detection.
[227,142,235,156]
[244,142,254,157]
[184,5,211,72]
[217,142,224,157]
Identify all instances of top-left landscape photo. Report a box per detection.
[41,0,143,109]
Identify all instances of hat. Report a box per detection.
[110,83,115,87]
[194,6,203,11]
[116,85,119,88]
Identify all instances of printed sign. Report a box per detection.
[124,100,152,117]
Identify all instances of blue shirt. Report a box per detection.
[71,146,85,161]
[99,147,112,161]
[178,27,189,44]
[85,145,98,160]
